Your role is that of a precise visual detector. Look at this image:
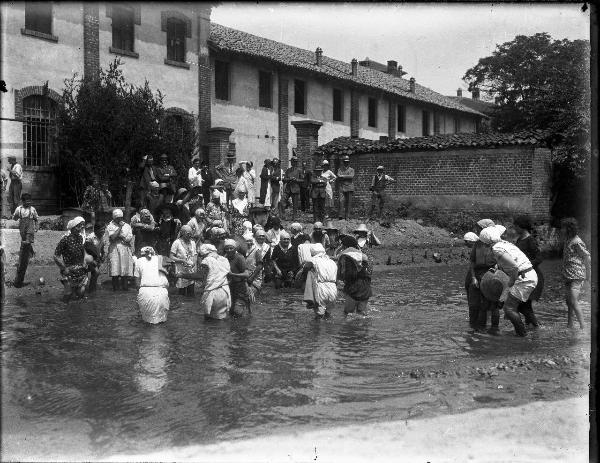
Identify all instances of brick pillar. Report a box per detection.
[388,100,397,140]
[350,89,359,138]
[208,127,233,168]
[197,11,211,154]
[83,3,100,80]
[278,73,289,166]
[531,147,552,222]
[291,120,323,169]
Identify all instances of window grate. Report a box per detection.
[167,18,185,62]
[22,95,57,167]
[112,6,135,52]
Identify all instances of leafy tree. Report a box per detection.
[463,33,590,224]
[57,59,197,214]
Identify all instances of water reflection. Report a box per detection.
[1,260,590,457]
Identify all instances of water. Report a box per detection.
[1,260,590,457]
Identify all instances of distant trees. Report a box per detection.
[463,33,590,224]
[57,58,197,211]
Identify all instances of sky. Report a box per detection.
[211,3,590,98]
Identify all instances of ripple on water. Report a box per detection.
[1,260,591,455]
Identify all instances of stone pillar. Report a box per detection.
[291,120,323,169]
[197,10,212,154]
[83,3,100,81]
[278,73,289,166]
[208,127,233,168]
[388,100,397,140]
[350,89,359,138]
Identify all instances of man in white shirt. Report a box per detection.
[188,156,203,190]
[7,156,23,214]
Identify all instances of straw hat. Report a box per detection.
[354,223,369,233]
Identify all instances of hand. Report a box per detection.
[471,277,479,288]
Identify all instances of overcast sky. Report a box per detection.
[211,3,590,97]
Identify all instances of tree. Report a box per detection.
[463,33,591,224]
[57,59,197,215]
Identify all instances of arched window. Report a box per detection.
[22,95,57,166]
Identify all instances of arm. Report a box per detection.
[495,251,519,286]
[469,246,479,287]
[385,175,396,182]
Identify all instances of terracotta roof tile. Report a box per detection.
[209,23,484,117]
[314,130,551,156]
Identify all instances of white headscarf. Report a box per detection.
[479,225,503,245]
[477,218,495,229]
[112,209,123,219]
[309,243,326,257]
[199,243,217,256]
[67,216,85,230]
[224,239,237,248]
[463,232,479,243]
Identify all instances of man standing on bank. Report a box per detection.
[7,156,23,215]
[311,165,327,223]
[214,151,238,208]
[369,166,396,220]
[336,155,355,220]
[282,156,302,219]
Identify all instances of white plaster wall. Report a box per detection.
[98,3,200,114]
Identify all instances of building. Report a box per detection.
[448,88,497,131]
[1,2,484,214]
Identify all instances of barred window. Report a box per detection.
[166,17,186,62]
[214,60,230,101]
[294,79,306,115]
[22,95,57,167]
[25,2,52,35]
[111,5,135,52]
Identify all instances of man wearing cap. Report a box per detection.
[269,158,283,215]
[300,160,311,212]
[214,152,238,208]
[155,154,177,204]
[336,155,355,220]
[369,166,396,219]
[6,156,23,214]
[311,165,327,223]
[54,216,89,300]
[282,156,302,219]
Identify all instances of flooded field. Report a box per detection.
[1,260,590,459]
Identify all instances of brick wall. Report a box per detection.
[325,146,552,220]
[83,3,100,80]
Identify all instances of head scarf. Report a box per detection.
[463,232,479,243]
[309,243,326,257]
[67,216,85,230]
[194,208,205,218]
[212,220,224,228]
[243,231,255,241]
[211,227,226,238]
[290,222,302,232]
[477,219,495,229]
[279,230,291,239]
[180,225,193,236]
[212,190,221,199]
[140,246,156,259]
[479,226,503,245]
[199,243,217,257]
[243,220,253,230]
[313,222,323,229]
[224,238,237,249]
[112,209,123,219]
[495,224,506,236]
[140,208,152,222]
[254,228,266,238]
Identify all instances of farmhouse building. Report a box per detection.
[1,2,484,213]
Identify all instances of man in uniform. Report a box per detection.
[311,165,327,223]
[155,154,177,204]
[282,156,302,219]
[369,165,396,219]
[336,155,355,220]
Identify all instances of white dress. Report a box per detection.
[170,238,197,288]
[134,255,170,324]
[104,221,134,276]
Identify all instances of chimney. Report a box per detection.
[409,77,415,93]
[397,65,404,76]
[457,88,463,97]
[315,47,323,65]
[472,88,480,100]
[387,60,398,74]
[351,58,358,76]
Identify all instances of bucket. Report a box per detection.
[480,269,510,302]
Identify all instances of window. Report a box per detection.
[112,5,135,52]
[294,79,306,115]
[214,60,230,101]
[22,95,57,167]
[454,117,461,133]
[397,104,406,133]
[333,89,343,122]
[259,71,272,108]
[166,18,186,62]
[25,2,52,35]
[422,110,430,136]
[368,98,377,128]
[433,112,441,134]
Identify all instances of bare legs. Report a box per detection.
[566,281,585,329]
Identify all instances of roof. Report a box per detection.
[314,130,551,157]
[447,96,497,116]
[209,23,485,118]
